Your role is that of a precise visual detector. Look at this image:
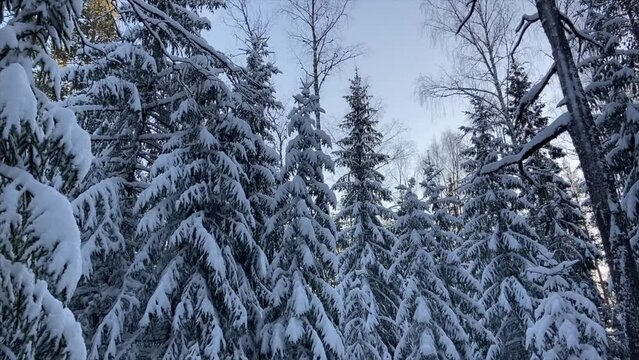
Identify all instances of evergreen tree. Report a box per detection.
[132,55,261,358]
[0,0,92,357]
[335,71,399,359]
[260,82,343,360]
[460,98,542,360]
[508,62,601,299]
[65,29,158,360]
[65,0,269,357]
[64,0,227,357]
[391,179,471,360]
[582,2,639,355]
[234,32,282,273]
[507,62,608,359]
[460,93,607,359]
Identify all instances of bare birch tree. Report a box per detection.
[419,0,516,130]
[283,0,363,129]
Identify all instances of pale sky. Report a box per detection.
[206,0,465,155]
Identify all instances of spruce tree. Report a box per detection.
[460,93,607,359]
[132,56,260,358]
[460,98,543,360]
[582,3,639,355]
[64,0,227,357]
[506,62,608,359]
[335,71,399,359]
[391,179,471,360]
[260,82,343,360]
[508,62,601,298]
[0,0,92,357]
[65,0,268,357]
[234,34,282,303]
[65,27,158,360]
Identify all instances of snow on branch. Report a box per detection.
[481,112,571,174]
[513,13,540,55]
[558,11,602,49]
[514,63,556,124]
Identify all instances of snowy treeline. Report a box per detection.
[1,0,639,359]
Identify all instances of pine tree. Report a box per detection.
[335,71,399,360]
[260,82,343,360]
[391,178,471,360]
[0,0,92,357]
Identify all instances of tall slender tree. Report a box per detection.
[335,71,399,359]
[260,82,343,359]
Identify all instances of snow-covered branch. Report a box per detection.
[481,112,571,174]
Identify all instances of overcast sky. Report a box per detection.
[206,0,466,155]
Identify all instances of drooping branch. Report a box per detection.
[558,11,602,49]
[481,112,571,174]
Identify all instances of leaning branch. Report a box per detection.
[456,0,479,34]
[481,112,571,174]
[514,63,556,124]
[512,13,540,55]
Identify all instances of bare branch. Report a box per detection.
[558,11,602,48]
[512,13,540,55]
[456,0,479,34]
[282,0,363,129]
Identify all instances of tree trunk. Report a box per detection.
[536,0,639,357]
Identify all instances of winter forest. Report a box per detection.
[4,0,639,358]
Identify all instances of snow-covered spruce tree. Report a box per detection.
[507,62,601,298]
[335,71,399,360]
[234,32,282,263]
[64,19,159,360]
[260,81,343,360]
[578,3,639,355]
[528,1,639,356]
[130,54,273,359]
[506,62,608,359]
[423,159,489,357]
[0,0,92,357]
[66,0,272,358]
[131,52,263,358]
[63,1,208,358]
[460,97,543,360]
[391,178,471,360]
[66,0,265,358]
[461,94,607,359]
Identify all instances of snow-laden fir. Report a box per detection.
[3,0,639,358]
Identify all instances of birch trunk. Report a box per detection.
[535,0,639,356]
